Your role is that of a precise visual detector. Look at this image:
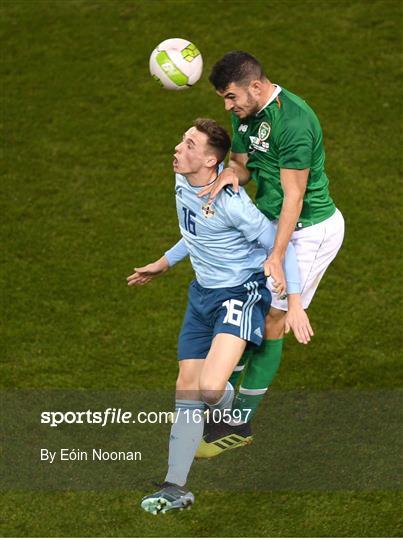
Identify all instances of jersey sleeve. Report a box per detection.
[277,112,313,169]
[283,242,301,294]
[255,228,300,294]
[224,189,271,242]
[164,238,189,266]
[230,113,248,154]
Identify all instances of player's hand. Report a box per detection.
[197,167,239,203]
[127,256,169,286]
[285,296,314,344]
[264,256,286,295]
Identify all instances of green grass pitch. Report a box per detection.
[1,0,402,536]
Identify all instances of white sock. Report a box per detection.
[210,381,234,411]
[164,399,204,487]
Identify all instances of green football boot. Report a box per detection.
[141,482,195,514]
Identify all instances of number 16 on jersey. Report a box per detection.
[182,206,197,235]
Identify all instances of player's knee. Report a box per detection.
[200,388,224,405]
[176,370,198,393]
[199,376,225,405]
[265,307,286,339]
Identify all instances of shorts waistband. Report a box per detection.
[193,272,266,292]
[271,208,339,231]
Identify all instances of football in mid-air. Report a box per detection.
[149,38,203,90]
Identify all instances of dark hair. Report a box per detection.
[209,51,265,91]
[194,118,231,164]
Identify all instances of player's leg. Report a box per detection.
[225,305,284,417]
[141,280,211,514]
[149,335,250,501]
[141,359,203,514]
[235,209,345,421]
[228,349,253,388]
[146,335,247,510]
[199,274,270,405]
[230,307,285,423]
[196,333,256,456]
[165,359,205,486]
[294,208,345,310]
[196,274,271,457]
[199,332,247,407]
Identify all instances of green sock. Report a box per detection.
[228,349,252,388]
[231,338,284,423]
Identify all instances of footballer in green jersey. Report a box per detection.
[230,87,336,228]
[195,51,344,459]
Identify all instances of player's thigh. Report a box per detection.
[176,359,205,400]
[200,333,246,394]
[297,210,344,308]
[200,274,270,388]
[271,209,345,310]
[178,281,212,361]
[264,306,287,337]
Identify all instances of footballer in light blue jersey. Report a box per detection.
[128,119,312,515]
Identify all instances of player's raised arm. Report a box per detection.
[258,228,313,344]
[261,231,313,344]
[281,242,314,344]
[197,152,250,202]
[164,237,189,266]
[127,238,189,286]
[127,256,169,286]
[285,293,314,344]
[263,167,308,285]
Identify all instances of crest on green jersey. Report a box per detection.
[258,122,271,141]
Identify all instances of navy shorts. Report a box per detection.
[178,272,271,360]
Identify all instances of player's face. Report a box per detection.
[173,127,215,175]
[217,82,260,118]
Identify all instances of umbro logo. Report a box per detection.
[254,327,263,338]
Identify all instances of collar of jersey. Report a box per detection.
[184,175,217,189]
[255,84,282,116]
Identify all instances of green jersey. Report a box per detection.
[231,86,336,227]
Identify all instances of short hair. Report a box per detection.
[209,51,265,91]
[193,118,231,164]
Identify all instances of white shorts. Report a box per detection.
[268,208,345,311]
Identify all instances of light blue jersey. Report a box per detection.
[174,173,272,288]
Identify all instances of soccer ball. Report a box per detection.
[149,38,203,91]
